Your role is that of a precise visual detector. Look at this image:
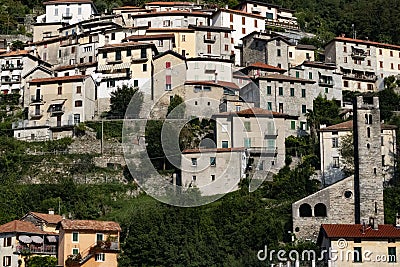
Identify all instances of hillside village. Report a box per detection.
[1,0,400,266]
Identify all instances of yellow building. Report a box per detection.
[318,223,400,266]
[20,210,63,233]
[57,219,121,267]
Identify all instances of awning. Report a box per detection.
[50,99,66,105]
[31,236,44,244]
[46,235,57,243]
[113,62,131,70]
[98,64,113,71]
[19,235,32,244]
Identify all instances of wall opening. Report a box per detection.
[299,203,312,217]
[314,203,327,217]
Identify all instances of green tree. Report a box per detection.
[27,256,57,267]
[167,95,185,119]
[339,132,354,176]
[109,85,143,119]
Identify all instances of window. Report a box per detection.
[277,49,281,57]
[3,256,11,267]
[388,247,396,262]
[314,203,327,217]
[75,100,82,107]
[207,45,211,54]
[126,49,131,57]
[267,86,271,95]
[192,175,197,181]
[96,233,104,242]
[230,14,233,22]
[3,237,11,247]
[301,88,306,97]
[55,8,58,16]
[182,35,186,42]
[367,60,371,66]
[343,46,347,52]
[332,137,339,148]
[107,80,115,88]
[95,253,105,262]
[102,52,107,59]
[58,85,62,95]
[333,157,339,168]
[308,72,313,79]
[354,247,362,262]
[254,19,257,27]
[278,103,283,113]
[290,88,294,96]
[242,17,245,25]
[278,87,283,96]
[267,102,272,110]
[210,157,216,166]
[244,138,251,148]
[141,48,147,59]
[211,175,215,181]
[111,33,115,40]
[302,105,307,114]
[379,49,382,55]
[382,136,384,146]
[244,121,251,132]
[115,51,121,61]
[291,121,296,130]
[58,50,62,58]
[158,40,163,47]
[166,62,171,69]
[222,141,228,148]
[83,46,92,52]
[74,114,80,124]
[191,158,197,166]
[299,203,312,217]
[382,155,385,166]
[72,232,79,242]
[165,75,171,90]
[344,81,349,87]
[76,86,81,94]
[390,50,394,57]
[242,28,246,34]
[289,51,293,58]
[344,57,347,63]
[391,63,394,69]
[380,61,383,68]
[143,64,147,72]
[224,44,229,51]
[224,32,228,38]
[78,7,82,15]
[325,88,329,94]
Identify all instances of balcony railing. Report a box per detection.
[49,106,65,116]
[1,64,23,71]
[131,56,148,63]
[62,13,73,19]
[247,147,278,156]
[15,245,57,255]
[318,79,334,87]
[1,78,21,84]
[264,130,278,138]
[351,51,367,59]
[31,95,43,103]
[342,73,378,82]
[265,20,300,30]
[203,35,216,43]
[30,110,44,119]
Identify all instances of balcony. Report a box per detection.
[31,95,43,103]
[265,20,300,30]
[49,106,65,116]
[203,34,216,43]
[131,56,148,63]
[248,146,278,156]
[1,64,23,71]
[351,47,367,59]
[342,72,378,82]
[318,77,334,87]
[264,130,278,139]
[1,78,21,84]
[30,110,44,119]
[106,58,123,64]
[62,13,73,19]
[15,245,57,255]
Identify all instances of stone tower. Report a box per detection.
[353,96,384,226]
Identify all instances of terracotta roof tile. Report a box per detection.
[43,0,93,4]
[219,8,264,19]
[213,108,295,119]
[182,147,245,154]
[0,220,54,235]
[327,37,400,51]
[319,121,397,132]
[27,212,63,224]
[30,75,89,84]
[99,41,154,49]
[145,1,199,6]
[322,224,400,238]
[60,219,121,232]
[185,80,240,90]
[246,62,286,72]
[0,50,30,58]
[123,34,175,41]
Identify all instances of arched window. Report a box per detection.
[314,203,327,217]
[299,203,312,217]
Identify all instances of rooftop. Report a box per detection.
[0,220,53,235]
[22,212,63,225]
[319,120,397,132]
[59,219,121,232]
[30,75,89,84]
[182,147,246,154]
[243,62,286,73]
[326,36,400,51]
[43,0,93,4]
[256,73,315,83]
[185,80,240,90]
[123,34,175,42]
[214,107,296,119]
[0,50,30,58]
[145,1,199,6]
[321,224,400,239]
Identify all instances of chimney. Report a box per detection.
[48,208,54,215]
[396,213,400,228]
[369,217,378,230]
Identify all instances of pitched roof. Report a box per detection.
[43,0,93,4]
[218,8,265,19]
[59,220,121,231]
[182,147,245,154]
[145,1,198,6]
[296,44,317,50]
[123,34,175,42]
[326,36,400,51]
[98,41,155,50]
[184,80,240,90]
[321,224,400,239]
[244,62,286,72]
[0,220,52,235]
[0,50,30,58]
[30,75,89,84]
[24,212,63,224]
[302,61,336,69]
[319,120,397,132]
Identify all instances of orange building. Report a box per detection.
[57,220,121,267]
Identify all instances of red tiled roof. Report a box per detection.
[131,10,209,17]
[214,107,294,118]
[123,34,175,41]
[322,224,400,239]
[26,212,63,224]
[0,220,53,235]
[185,80,240,90]
[246,62,286,72]
[30,75,89,84]
[302,61,336,69]
[145,1,198,6]
[182,147,245,154]
[44,0,93,5]
[327,37,400,51]
[147,28,195,32]
[113,6,142,10]
[53,62,97,71]
[99,41,153,49]
[319,120,397,132]
[219,8,265,19]
[60,220,121,232]
[0,50,30,58]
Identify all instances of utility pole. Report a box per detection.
[101,120,104,154]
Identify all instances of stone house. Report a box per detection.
[20,211,63,233]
